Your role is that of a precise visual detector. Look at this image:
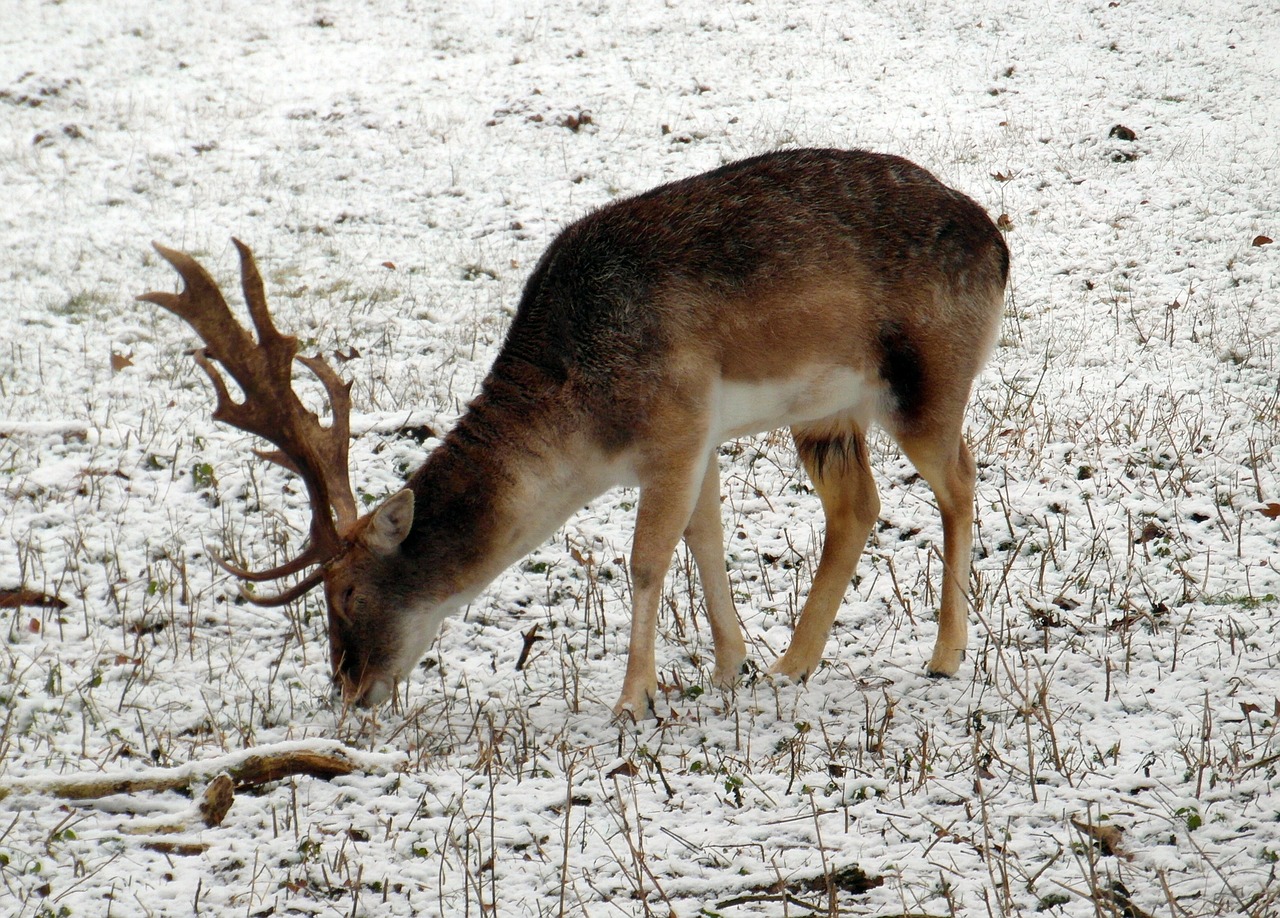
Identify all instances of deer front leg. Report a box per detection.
[682,452,747,688]
[616,453,707,721]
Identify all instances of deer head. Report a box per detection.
[141,240,419,705]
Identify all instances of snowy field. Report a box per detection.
[2,0,1279,915]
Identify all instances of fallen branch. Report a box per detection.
[0,739,403,803]
[716,865,882,912]
[716,892,823,912]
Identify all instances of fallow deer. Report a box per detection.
[142,148,1008,719]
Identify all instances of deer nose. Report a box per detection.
[332,666,393,708]
[357,676,392,708]
[332,670,370,706]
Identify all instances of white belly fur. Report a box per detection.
[717,367,879,441]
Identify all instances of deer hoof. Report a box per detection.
[712,652,749,689]
[926,648,965,678]
[767,652,814,684]
[612,687,657,723]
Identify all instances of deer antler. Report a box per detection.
[140,239,357,605]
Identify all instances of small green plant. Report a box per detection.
[1175,806,1202,831]
[1037,892,1070,910]
[191,461,216,490]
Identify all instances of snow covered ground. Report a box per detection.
[2,0,1279,914]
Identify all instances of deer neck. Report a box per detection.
[400,360,610,609]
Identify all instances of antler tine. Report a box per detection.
[212,542,334,582]
[296,354,356,529]
[140,244,260,371]
[239,353,355,531]
[230,237,290,350]
[140,240,358,605]
[229,567,329,608]
[248,354,355,530]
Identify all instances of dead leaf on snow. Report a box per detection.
[1071,817,1133,860]
[606,760,639,779]
[0,588,67,610]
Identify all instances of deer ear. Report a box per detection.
[365,489,415,555]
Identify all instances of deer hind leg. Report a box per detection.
[771,427,880,682]
[896,430,977,677]
[682,452,748,688]
[616,446,710,720]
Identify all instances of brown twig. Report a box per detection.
[515,623,543,671]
